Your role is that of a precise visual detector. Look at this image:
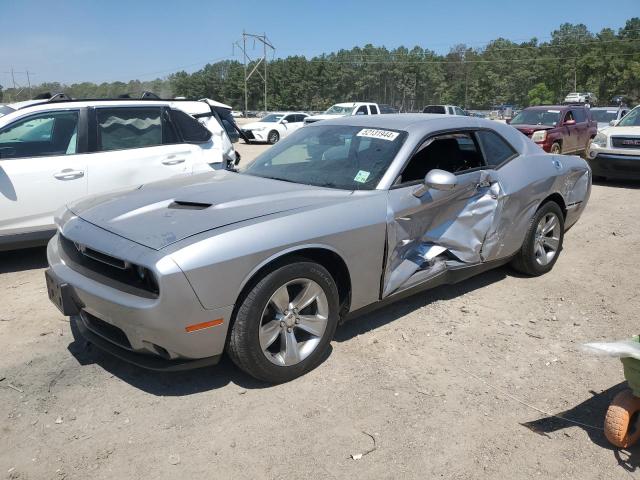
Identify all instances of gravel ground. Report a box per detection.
[1,140,639,479]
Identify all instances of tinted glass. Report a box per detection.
[97,107,162,151]
[244,125,406,190]
[590,110,618,123]
[510,109,561,127]
[572,109,586,123]
[619,107,640,127]
[400,132,484,183]
[423,105,446,114]
[476,130,516,166]
[0,110,79,159]
[283,115,296,123]
[370,105,379,114]
[356,106,368,115]
[171,109,211,143]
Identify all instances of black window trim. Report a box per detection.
[169,108,212,144]
[390,127,518,190]
[0,107,87,160]
[473,128,519,169]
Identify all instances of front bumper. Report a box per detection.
[47,227,233,369]
[587,152,640,180]
[241,129,267,142]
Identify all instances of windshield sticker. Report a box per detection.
[547,110,561,113]
[357,128,399,141]
[354,170,371,183]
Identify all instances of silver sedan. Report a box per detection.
[45,114,591,382]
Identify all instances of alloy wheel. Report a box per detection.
[533,213,561,266]
[259,278,329,366]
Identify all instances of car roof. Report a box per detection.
[5,99,210,116]
[524,105,570,110]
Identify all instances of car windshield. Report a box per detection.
[591,110,618,123]
[260,114,284,123]
[324,105,355,115]
[618,108,640,127]
[0,106,15,118]
[243,124,407,190]
[510,109,561,126]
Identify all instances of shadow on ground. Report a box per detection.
[336,267,508,342]
[522,382,640,473]
[67,318,334,395]
[593,178,640,190]
[0,246,48,274]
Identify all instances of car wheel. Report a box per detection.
[227,260,340,383]
[550,142,562,154]
[510,201,564,276]
[267,130,280,144]
[604,389,640,448]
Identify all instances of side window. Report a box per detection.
[171,109,212,143]
[369,105,379,115]
[0,110,79,159]
[97,107,162,151]
[564,110,575,123]
[283,115,296,123]
[454,107,466,116]
[356,106,368,115]
[573,109,586,123]
[448,107,455,115]
[476,130,517,167]
[295,115,306,123]
[398,132,484,184]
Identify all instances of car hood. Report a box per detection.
[512,124,554,136]
[241,121,271,130]
[305,114,345,122]
[605,126,640,136]
[67,172,352,250]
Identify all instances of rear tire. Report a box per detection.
[550,142,562,154]
[510,201,564,276]
[227,260,339,383]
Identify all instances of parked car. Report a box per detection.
[590,106,630,131]
[588,105,640,180]
[422,105,467,116]
[304,102,380,124]
[241,112,308,144]
[46,114,590,382]
[509,105,597,154]
[0,97,237,251]
[564,92,597,105]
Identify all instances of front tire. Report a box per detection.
[550,142,562,154]
[267,130,280,144]
[227,260,339,383]
[510,201,564,276]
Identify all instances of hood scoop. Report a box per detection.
[168,200,212,210]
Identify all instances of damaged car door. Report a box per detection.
[382,131,503,297]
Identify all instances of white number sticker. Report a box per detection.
[357,128,399,141]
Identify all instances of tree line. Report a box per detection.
[2,19,639,111]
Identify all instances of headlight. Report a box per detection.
[253,126,266,131]
[592,133,607,148]
[531,130,547,143]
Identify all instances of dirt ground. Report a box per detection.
[1,140,639,480]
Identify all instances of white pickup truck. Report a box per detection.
[304,102,381,124]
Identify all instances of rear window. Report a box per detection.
[423,105,446,114]
[97,107,163,151]
[171,109,212,143]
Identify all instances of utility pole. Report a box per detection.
[233,31,275,115]
[26,69,32,98]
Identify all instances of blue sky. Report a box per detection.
[1,0,638,86]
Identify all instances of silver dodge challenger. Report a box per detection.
[46,114,591,382]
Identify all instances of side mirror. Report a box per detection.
[281,119,288,125]
[413,169,457,197]
[609,120,618,127]
[564,119,576,126]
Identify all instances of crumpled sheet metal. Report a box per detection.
[384,172,505,296]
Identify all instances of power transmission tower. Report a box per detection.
[3,68,35,101]
[233,31,275,115]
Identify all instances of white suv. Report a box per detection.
[0,97,237,250]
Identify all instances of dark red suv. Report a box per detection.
[509,105,597,154]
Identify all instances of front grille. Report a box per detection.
[611,137,640,149]
[82,311,131,349]
[59,235,159,298]
[242,129,255,140]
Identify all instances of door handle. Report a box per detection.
[162,158,186,166]
[54,169,84,180]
